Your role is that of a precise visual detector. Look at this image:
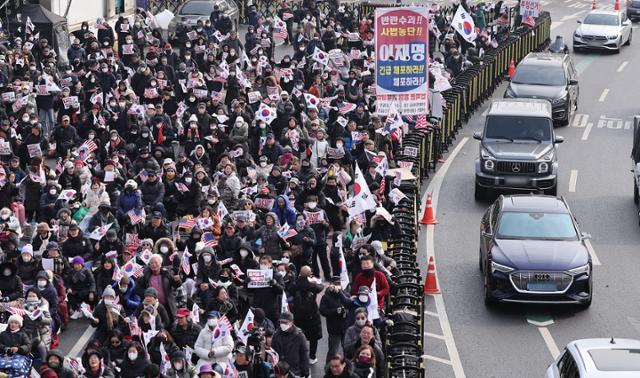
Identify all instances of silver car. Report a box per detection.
[167,0,239,43]
[573,10,632,53]
[545,338,640,377]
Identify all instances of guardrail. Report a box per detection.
[382,11,551,378]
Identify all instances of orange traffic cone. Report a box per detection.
[592,0,596,9]
[508,59,516,80]
[424,256,441,294]
[419,193,438,225]
[615,0,620,10]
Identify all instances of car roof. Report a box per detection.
[520,52,567,67]
[487,99,552,118]
[585,10,621,17]
[569,338,640,377]
[500,195,568,213]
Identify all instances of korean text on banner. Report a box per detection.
[375,7,429,116]
[520,0,542,18]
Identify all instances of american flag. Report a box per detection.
[219,315,233,337]
[415,114,429,129]
[178,218,197,230]
[182,247,191,275]
[81,139,98,153]
[338,102,357,114]
[138,169,149,183]
[7,307,27,316]
[129,317,141,337]
[128,210,144,225]
[132,265,145,279]
[202,232,217,248]
[405,115,415,122]
[378,177,386,195]
[191,303,200,324]
[175,182,189,193]
[55,158,63,174]
[277,223,298,240]
[112,262,123,281]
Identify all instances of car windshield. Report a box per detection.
[583,13,619,26]
[512,65,566,86]
[497,212,578,240]
[179,1,214,15]
[484,116,551,142]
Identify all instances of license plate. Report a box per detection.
[527,283,557,291]
[504,176,529,186]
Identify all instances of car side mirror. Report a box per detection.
[576,20,582,24]
[473,131,483,140]
[554,136,565,144]
[569,79,578,85]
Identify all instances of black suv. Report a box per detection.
[474,99,564,200]
[504,53,579,125]
[629,0,640,21]
[479,195,592,308]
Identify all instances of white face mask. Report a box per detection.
[160,246,169,253]
[104,299,113,306]
[356,319,366,327]
[203,254,212,263]
[174,362,183,371]
[37,280,47,288]
[240,250,248,258]
[22,254,32,262]
[3,269,11,276]
[281,257,290,264]
[49,189,57,195]
[208,318,218,328]
[128,352,138,360]
[185,178,192,184]
[260,162,267,167]
[359,295,369,303]
[259,264,270,270]
[277,270,286,277]
[280,323,290,331]
[307,202,317,209]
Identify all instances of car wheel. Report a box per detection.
[475,182,486,201]
[484,274,496,307]
[634,180,639,204]
[562,102,573,126]
[626,30,632,46]
[479,250,484,272]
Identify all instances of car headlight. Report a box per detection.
[541,151,554,161]
[574,31,582,38]
[483,159,495,171]
[491,261,515,274]
[608,34,619,39]
[568,264,590,275]
[538,162,549,174]
[481,148,492,159]
[551,95,567,105]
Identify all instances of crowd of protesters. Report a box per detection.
[0,0,516,377]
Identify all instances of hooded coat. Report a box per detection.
[111,278,140,316]
[194,323,234,369]
[255,212,287,260]
[0,262,23,300]
[22,296,52,346]
[272,195,297,227]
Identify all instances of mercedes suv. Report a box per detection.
[479,195,593,308]
[474,99,564,200]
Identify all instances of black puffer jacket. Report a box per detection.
[61,232,93,260]
[0,329,31,355]
[15,255,41,286]
[0,263,23,300]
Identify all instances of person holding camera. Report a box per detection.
[320,276,353,363]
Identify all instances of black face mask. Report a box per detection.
[363,268,374,277]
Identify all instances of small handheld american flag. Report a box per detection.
[202,232,217,248]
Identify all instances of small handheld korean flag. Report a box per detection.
[312,47,330,66]
[304,93,320,108]
[336,234,349,290]
[57,189,76,201]
[367,279,380,321]
[452,5,477,45]
[281,289,289,314]
[237,309,255,343]
[256,103,277,125]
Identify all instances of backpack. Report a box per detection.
[293,288,316,319]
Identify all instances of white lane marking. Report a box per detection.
[617,61,629,72]
[423,136,469,378]
[598,88,610,102]
[423,355,453,366]
[539,327,561,359]
[573,113,589,128]
[551,22,562,31]
[581,122,594,141]
[569,169,578,193]
[585,238,602,266]
[425,310,439,317]
[68,325,96,358]
[425,332,446,340]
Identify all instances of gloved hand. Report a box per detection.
[336,306,343,314]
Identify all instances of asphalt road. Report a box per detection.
[421,1,640,378]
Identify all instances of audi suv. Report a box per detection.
[479,195,592,308]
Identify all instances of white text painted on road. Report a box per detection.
[573,113,589,128]
[582,122,593,141]
[598,88,610,102]
[538,327,561,359]
[569,169,578,192]
[617,61,629,73]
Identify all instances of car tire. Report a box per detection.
[562,102,572,126]
[634,180,639,204]
[573,45,581,53]
[546,183,558,196]
[479,250,484,272]
[626,30,632,46]
[475,182,486,201]
[484,274,496,307]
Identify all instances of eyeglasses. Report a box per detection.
[356,316,366,320]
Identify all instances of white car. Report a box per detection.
[573,10,632,53]
[545,338,640,377]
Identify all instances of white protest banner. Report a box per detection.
[520,0,541,17]
[248,91,262,103]
[351,234,371,251]
[254,198,275,210]
[0,141,12,155]
[303,210,324,224]
[1,92,15,103]
[398,161,414,171]
[403,146,418,157]
[27,144,42,158]
[122,44,135,55]
[247,269,274,288]
[42,258,54,271]
[388,188,408,205]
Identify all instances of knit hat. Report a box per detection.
[71,256,84,266]
[102,286,116,298]
[358,286,370,295]
[21,244,33,255]
[8,314,23,327]
[144,287,158,298]
[280,312,294,322]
